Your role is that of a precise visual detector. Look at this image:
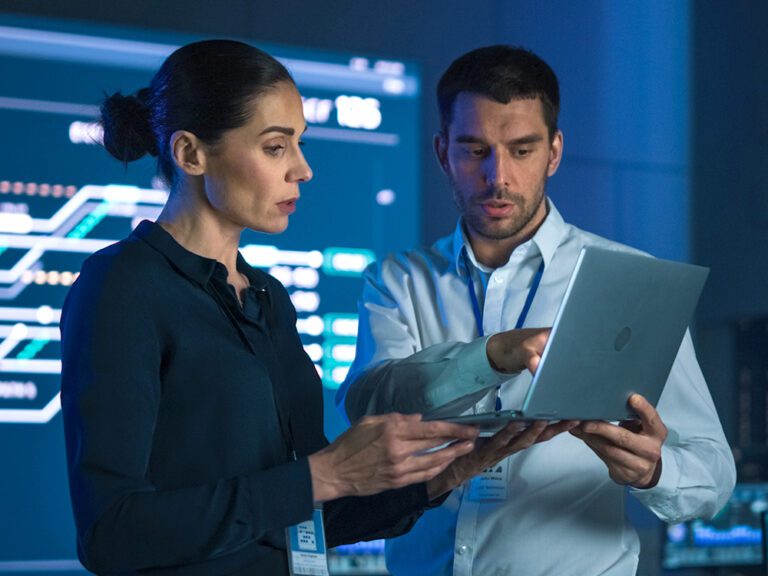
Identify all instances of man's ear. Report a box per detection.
[169,130,207,176]
[547,130,564,178]
[434,131,450,175]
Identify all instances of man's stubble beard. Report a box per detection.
[452,176,548,242]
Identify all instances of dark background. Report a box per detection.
[1,1,767,575]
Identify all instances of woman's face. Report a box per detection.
[201,81,312,234]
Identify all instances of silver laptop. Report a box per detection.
[425,246,709,431]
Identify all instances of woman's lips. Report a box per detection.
[277,198,298,215]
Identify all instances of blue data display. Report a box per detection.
[663,483,768,569]
[0,16,420,572]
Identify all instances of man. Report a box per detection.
[336,46,735,575]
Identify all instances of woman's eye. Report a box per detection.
[264,144,285,156]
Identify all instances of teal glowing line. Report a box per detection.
[66,202,110,239]
[16,338,49,360]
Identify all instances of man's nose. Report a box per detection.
[483,149,512,189]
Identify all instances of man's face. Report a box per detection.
[435,93,563,244]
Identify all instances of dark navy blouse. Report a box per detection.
[60,221,429,575]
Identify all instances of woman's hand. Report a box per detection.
[426,419,578,500]
[308,413,479,502]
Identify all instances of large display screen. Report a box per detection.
[0,15,419,573]
[663,483,768,570]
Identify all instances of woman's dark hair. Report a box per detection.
[100,39,294,186]
[437,45,560,140]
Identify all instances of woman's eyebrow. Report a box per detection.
[258,126,295,136]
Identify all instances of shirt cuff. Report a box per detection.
[424,481,451,509]
[628,444,680,515]
[246,457,315,532]
[456,336,511,392]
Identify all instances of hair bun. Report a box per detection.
[100,89,158,162]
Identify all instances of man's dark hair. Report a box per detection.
[437,45,560,139]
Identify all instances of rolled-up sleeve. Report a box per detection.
[629,332,736,521]
[337,259,507,422]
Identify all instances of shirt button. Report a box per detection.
[456,545,470,556]
[494,276,503,284]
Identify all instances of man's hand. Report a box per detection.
[426,419,578,500]
[569,394,667,488]
[486,328,551,374]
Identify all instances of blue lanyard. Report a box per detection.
[464,254,545,410]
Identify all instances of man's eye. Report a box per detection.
[465,147,486,158]
[515,148,532,158]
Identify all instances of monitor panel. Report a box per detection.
[663,483,768,570]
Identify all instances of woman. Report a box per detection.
[61,39,555,576]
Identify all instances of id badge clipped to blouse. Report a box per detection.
[286,506,330,576]
[468,459,510,501]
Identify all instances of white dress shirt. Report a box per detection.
[336,200,735,576]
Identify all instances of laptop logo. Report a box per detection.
[614,326,632,351]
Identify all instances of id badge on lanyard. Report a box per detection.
[464,255,544,411]
[286,506,330,576]
[216,284,329,574]
[464,254,543,501]
[469,459,511,501]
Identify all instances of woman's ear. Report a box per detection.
[169,130,206,176]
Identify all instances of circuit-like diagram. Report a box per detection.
[0,181,370,425]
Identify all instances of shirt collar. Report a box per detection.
[452,197,567,276]
[132,220,261,287]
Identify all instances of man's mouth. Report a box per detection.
[480,202,515,218]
